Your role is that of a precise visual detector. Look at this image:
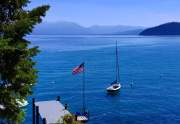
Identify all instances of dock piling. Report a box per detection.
[42,118,47,124]
[36,106,39,124]
[32,98,35,124]
[65,103,68,110]
[75,114,78,121]
[56,96,60,101]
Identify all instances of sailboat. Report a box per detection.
[72,63,89,122]
[107,41,122,93]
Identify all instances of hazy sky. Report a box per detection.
[28,0,180,27]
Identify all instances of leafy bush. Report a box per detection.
[56,114,81,124]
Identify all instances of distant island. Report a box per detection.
[32,21,144,35]
[140,22,180,36]
[32,21,180,36]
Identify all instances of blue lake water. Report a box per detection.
[24,35,180,124]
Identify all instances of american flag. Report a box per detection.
[72,62,84,75]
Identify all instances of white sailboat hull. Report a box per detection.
[106,83,121,92]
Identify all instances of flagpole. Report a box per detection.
[82,62,85,113]
[116,41,120,82]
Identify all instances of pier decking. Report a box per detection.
[33,97,70,124]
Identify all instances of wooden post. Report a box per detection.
[36,106,39,124]
[56,96,60,101]
[75,114,77,121]
[32,98,35,124]
[65,103,68,110]
[42,118,46,124]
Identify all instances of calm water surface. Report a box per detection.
[24,35,180,124]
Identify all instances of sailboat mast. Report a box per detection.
[115,41,120,82]
[82,63,86,113]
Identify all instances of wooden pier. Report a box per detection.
[32,97,70,124]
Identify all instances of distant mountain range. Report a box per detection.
[32,21,144,35]
[140,22,180,36]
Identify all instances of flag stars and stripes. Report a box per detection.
[72,62,85,75]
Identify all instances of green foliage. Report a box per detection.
[0,0,49,123]
[56,114,81,124]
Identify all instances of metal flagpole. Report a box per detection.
[82,62,86,113]
[116,41,120,82]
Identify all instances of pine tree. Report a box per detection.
[0,0,49,123]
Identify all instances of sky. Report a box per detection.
[28,0,180,27]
